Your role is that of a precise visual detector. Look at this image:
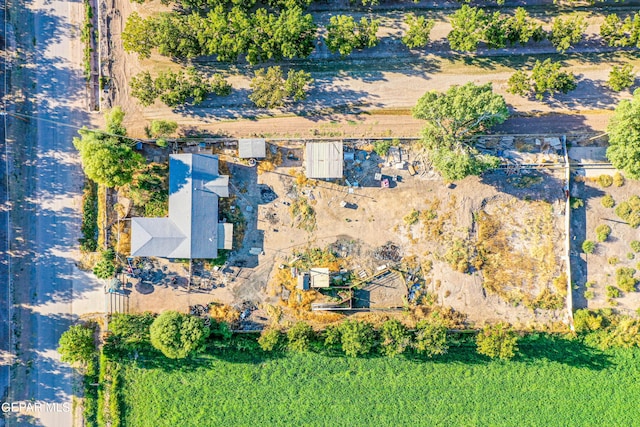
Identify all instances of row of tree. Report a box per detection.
[123,6,317,63]
[449,6,586,53]
[58,311,520,364]
[129,67,231,107]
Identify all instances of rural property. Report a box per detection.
[2,0,640,426]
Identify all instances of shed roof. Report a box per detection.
[130,154,232,259]
[238,138,267,159]
[310,267,330,288]
[305,142,343,179]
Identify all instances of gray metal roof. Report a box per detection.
[130,154,232,259]
[238,138,266,159]
[305,142,343,179]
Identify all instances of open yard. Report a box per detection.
[571,166,640,315]
[118,339,640,426]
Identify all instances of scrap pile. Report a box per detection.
[373,242,402,262]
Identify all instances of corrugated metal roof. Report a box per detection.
[238,138,266,159]
[130,154,230,259]
[310,267,330,288]
[305,142,343,179]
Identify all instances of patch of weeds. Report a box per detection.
[615,267,637,292]
[628,252,635,260]
[597,174,613,188]
[584,290,595,300]
[585,281,596,288]
[290,197,316,232]
[631,241,640,252]
[606,285,620,299]
[373,140,391,157]
[403,209,420,226]
[570,197,584,209]
[443,239,472,273]
[615,196,640,228]
[595,224,612,242]
[601,195,615,208]
[608,256,620,266]
[613,172,625,187]
[80,180,98,252]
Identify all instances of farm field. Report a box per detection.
[119,337,640,427]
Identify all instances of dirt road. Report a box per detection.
[3,0,102,424]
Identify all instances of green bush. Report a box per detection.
[597,174,614,188]
[615,196,640,228]
[613,172,625,187]
[287,322,314,353]
[608,256,620,265]
[601,195,615,208]
[258,328,284,352]
[379,319,411,357]
[606,285,620,298]
[373,140,391,157]
[570,197,584,209]
[93,249,116,279]
[339,320,376,357]
[476,322,518,360]
[616,267,637,292]
[595,224,612,242]
[582,240,595,254]
[584,290,595,300]
[573,309,603,333]
[608,64,635,92]
[414,320,448,357]
[628,252,635,260]
[632,241,640,252]
[80,181,98,252]
[149,311,208,359]
[58,323,96,364]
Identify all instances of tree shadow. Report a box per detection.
[516,334,612,370]
[480,169,565,203]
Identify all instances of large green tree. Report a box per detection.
[325,15,379,56]
[549,15,586,53]
[606,89,640,178]
[58,324,96,364]
[507,59,576,100]
[249,66,313,108]
[402,13,435,49]
[414,320,448,357]
[379,319,411,357]
[150,311,209,359]
[412,82,508,181]
[339,320,376,357]
[447,5,487,51]
[73,107,144,188]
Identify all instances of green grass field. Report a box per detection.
[120,336,640,426]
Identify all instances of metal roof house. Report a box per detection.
[305,142,343,179]
[238,138,266,159]
[130,153,233,259]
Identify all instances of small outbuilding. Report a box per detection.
[310,267,330,288]
[297,273,310,290]
[238,138,267,159]
[305,142,343,179]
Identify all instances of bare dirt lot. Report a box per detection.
[571,170,640,316]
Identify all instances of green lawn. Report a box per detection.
[120,337,640,426]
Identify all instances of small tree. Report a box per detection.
[549,15,586,53]
[325,15,379,56]
[595,224,612,242]
[508,59,576,100]
[58,324,96,365]
[258,328,283,352]
[93,249,116,279]
[608,64,635,92]
[379,319,411,357]
[414,320,448,357]
[150,120,178,138]
[447,5,487,51]
[249,66,313,108]
[73,107,144,188]
[476,323,518,360]
[607,89,640,178]
[287,322,314,352]
[402,13,435,49]
[149,311,208,359]
[339,320,376,357]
